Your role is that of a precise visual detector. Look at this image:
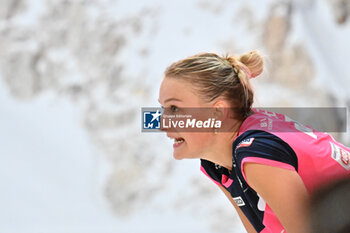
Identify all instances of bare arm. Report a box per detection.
[243,163,311,233]
[218,185,257,233]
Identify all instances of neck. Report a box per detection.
[200,116,244,171]
[201,129,239,171]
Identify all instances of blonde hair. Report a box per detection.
[164,50,264,120]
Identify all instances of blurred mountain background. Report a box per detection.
[0,0,349,233]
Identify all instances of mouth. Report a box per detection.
[173,137,185,148]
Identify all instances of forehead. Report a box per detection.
[159,77,199,104]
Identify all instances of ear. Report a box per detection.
[213,99,231,120]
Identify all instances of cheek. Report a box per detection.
[172,132,214,160]
[184,133,213,150]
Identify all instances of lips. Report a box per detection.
[173,137,185,148]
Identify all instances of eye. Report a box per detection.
[170,105,179,113]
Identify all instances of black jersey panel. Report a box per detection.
[233,130,298,173]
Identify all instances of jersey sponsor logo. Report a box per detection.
[259,117,273,130]
[233,196,245,207]
[330,142,350,170]
[236,138,255,149]
[214,163,222,170]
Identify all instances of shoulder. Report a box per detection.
[234,130,296,159]
[243,162,310,232]
[233,130,299,180]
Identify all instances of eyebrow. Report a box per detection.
[158,98,183,104]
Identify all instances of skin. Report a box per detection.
[244,164,311,233]
[158,77,311,233]
[158,76,238,168]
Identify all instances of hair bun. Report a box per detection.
[239,50,264,78]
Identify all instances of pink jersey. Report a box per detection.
[239,109,350,193]
[200,109,350,232]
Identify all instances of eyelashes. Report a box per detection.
[170,105,179,113]
[160,105,179,113]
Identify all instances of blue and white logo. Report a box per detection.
[142,108,162,131]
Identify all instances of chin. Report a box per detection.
[173,151,199,160]
[173,152,184,160]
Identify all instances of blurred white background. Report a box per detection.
[0,0,349,233]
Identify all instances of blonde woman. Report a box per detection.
[158,51,350,233]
